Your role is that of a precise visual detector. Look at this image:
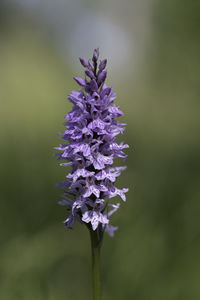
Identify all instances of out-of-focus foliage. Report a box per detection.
[0,1,200,299]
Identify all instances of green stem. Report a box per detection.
[90,229,101,300]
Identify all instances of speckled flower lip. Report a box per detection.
[55,48,129,237]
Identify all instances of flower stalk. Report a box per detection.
[90,228,101,300]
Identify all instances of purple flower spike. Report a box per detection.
[55,49,129,237]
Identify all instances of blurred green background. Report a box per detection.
[0,1,200,299]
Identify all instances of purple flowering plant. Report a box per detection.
[55,48,128,299]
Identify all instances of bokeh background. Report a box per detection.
[1,1,200,299]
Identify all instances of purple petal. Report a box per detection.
[85,68,95,79]
[97,70,107,86]
[105,225,118,237]
[108,203,120,217]
[100,87,112,98]
[74,77,86,87]
[99,59,107,71]
[109,188,129,201]
[79,57,90,68]
[90,79,98,92]
[92,48,99,62]
[64,214,75,228]
[82,210,108,230]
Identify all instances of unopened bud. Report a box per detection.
[92,48,99,62]
[85,68,95,80]
[97,70,107,86]
[99,59,107,71]
[79,57,90,68]
[73,77,86,87]
[90,79,98,92]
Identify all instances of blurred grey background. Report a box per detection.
[0,0,200,299]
